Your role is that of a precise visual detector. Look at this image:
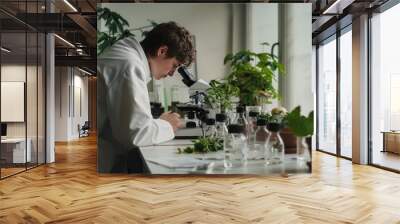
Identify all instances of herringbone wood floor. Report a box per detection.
[1,135,400,224]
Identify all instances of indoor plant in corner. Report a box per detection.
[286,106,314,163]
[224,47,285,111]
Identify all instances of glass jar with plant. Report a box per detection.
[224,48,285,107]
[286,106,314,163]
[264,106,287,165]
[265,122,285,165]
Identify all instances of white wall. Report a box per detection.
[280,4,313,114]
[247,3,279,111]
[72,73,89,138]
[247,3,278,53]
[55,67,89,141]
[1,63,46,163]
[1,65,27,140]
[1,65,40,136]
[55,66,68,141]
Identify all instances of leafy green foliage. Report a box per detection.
[205,80,239,113]
[97,7,135,55]
[259,111,287,128]
[286,106,314,137]
[224,48,285,106]
[177,137,223,154]
[97,8,157,56]
[258,113,271,122]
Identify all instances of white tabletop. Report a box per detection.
[139,139,311,175]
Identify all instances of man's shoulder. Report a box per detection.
[99,37,143,60]
[97,37,150,84]
[98,38,145,70]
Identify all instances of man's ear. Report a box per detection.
[157,46,168,57]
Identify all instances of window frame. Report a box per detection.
[315,24,353,161]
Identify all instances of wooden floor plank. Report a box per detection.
[0,135,400,223]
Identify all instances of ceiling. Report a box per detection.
[311,0,390,44]
[0,0,97,73]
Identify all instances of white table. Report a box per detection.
[1,138,31,163]
[139,139,311,175]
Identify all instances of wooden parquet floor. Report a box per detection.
[1,135,400,224]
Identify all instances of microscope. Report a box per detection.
[174,67,211,138]
[149,66,211,138]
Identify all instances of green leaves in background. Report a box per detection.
[224,48,285,106]
[98,8,129,36]
[205,80,239,112]
[286,106,314,137]
[97,7,135,55]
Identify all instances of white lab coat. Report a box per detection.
[97,37,174,172]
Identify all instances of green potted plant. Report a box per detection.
[285,106,314,162]
[224,47,285,107]
[205,80,239,114]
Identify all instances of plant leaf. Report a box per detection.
[286,106,314,137]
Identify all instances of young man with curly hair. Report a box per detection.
[97,22,195,173]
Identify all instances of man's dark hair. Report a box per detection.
[140,22,195,66]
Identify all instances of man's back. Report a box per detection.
[97,37,173,173]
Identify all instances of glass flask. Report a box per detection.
[265,123,285,165]
[224,124,248,168]
[249,118,268,160]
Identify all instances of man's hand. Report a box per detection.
[160,112,183,132]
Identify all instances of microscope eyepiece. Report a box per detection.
[178,67,196,87]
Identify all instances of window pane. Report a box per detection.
[340,29,352,158]
[1,31,28,177]
[318,37,337,154]
[371,3,400,171]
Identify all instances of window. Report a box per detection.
[0,1,46,179]
[370,2,400,171]
[317,36,337,155]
